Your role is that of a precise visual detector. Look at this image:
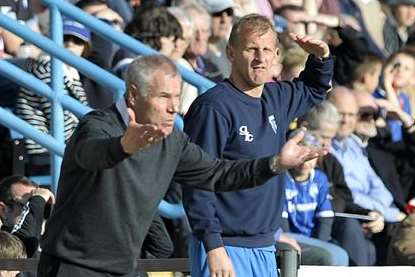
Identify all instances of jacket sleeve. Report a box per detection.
[277,55,334,123]
[10,196,46,257]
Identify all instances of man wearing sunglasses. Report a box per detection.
[201,0,235,78]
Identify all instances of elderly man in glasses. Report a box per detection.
[330,87,406,225]
[329,86,415,264]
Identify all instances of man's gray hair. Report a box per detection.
[298,101,341,130]
[181,2,211,28]
[125,55,180,97]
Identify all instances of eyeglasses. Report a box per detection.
[339,111,357,118]
[358,107,379,122]
[212,8,234,18]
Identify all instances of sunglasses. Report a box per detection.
[64,35,85,45]
[358,107,379,121]
[212,8,234,18]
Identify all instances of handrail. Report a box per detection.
[0,108,64,156]
[0,59,92,117]
[41,0,216,93]
[0,14,125,100]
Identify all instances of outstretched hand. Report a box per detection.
[289,33,330,58]
[120,108,167,154]
[272,129,324,172]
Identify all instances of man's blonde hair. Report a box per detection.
[228,14,278,48]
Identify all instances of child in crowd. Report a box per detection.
[374,48,415,141]
[350,53,383,94]
[0,231,26,277]
[282,130,348,266]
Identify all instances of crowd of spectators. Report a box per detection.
[1,0,415,276]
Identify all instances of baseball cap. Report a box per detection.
[63,19,91,42]
[199,0,234,14]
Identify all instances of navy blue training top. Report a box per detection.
[183,55,334,251]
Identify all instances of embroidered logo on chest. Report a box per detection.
[268,115,278,134]
[239,126,254,142]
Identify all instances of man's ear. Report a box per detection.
[226,44,234,63]
[127,84,137,107]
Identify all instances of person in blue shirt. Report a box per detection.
[183,14,334,277]
[281,135,348,266]
[330,88,406,223]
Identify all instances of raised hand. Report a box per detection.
[120,108,167,154]
[207,247,235,277]
[289,33,330,58]
[32,187,55,204]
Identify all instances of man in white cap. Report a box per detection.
[200,0,235,77]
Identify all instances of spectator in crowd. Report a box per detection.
[178,3,223,115]
[0,175,54,258]
[350,53,384,94]
[0,230,27,277]
[75,0,125,109]
[112,6,182,78]
[202,0,235,78]
[298,101,379,265]
[15,19,90,176]
[388,213,415,265]
[330,88,405,224]
[281,129,349,266]
[280,46,307,81]
[37,55,320,277]
[181,2,221,79]
[183,14,333,277]
[374,48,415,141]
[0,0,41,58]
[167,6,199,116]
[382,0,415,57]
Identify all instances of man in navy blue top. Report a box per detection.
[183,14,334,277]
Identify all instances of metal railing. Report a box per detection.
[0,0,215,217]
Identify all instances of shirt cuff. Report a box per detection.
[201,233,224,252]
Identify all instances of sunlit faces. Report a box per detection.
[227,27,279,90]
[171,25,194,61]
[314,122,338,152]
[186,15,210,57]
[355,106,378,138]
[159,35,177,58]
[330,92,358,140]
[392,4,415,28]
[211,8,233,40]
[390,53,415,89]
[131,72,182,135]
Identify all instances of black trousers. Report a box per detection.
[37,252,142,277]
